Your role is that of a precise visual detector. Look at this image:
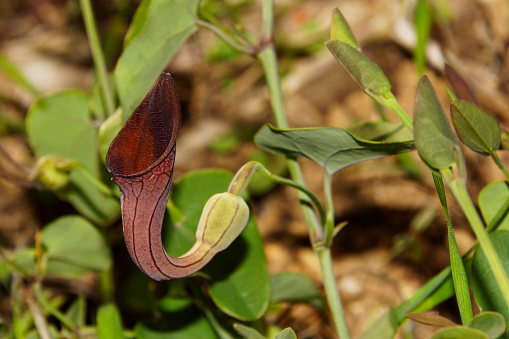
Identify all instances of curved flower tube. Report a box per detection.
[106,73,249,280]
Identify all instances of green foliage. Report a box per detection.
[115,0,200,120]
[471,231,509,337]
[11,215,111,278]
[165,169,270,321]
[327,40,391,97]
[255,122,414,176]
[270,272,324,308]
[413,76,462,171]
[97,304,126,339]
[451,100,501,156]
[26,90,120,224]
[135,297,219,339]
[479,181,509,231]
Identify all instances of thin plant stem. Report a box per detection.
[491,151,509,182]
[228,161,326,226]
[442,169,509,309]
[257,3,349,336]
[27,295,52,339]
[257,46,323,243]
[317,248,351,339]
[196,19,255,55]
[323,173,336,246]
[382,93,413,131]
[33,282,78,333]
[260,0,274,44]
[79,0,115,117]
[188,279,236,339]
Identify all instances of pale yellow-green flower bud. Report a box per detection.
[194,192,250,255]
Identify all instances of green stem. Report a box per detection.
[443,169,509,309]
[323,173,335,246]
[382,93,413,131]
[317,248,351,339]
[33,282,78,332]
[188,280,236,339]
[79,0,115,117]
[491,151,509,182]
[257,46,324,243]
[196,19,255,55]
[260,0,274,44]
[228,161,326,227]
[256,11,348,336]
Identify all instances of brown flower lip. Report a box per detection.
[106,72,182,178]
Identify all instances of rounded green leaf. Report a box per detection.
[26,90,96,174]
[471,230,509,336]
[413,76,462,170]
[451,100,501,156]
[431,327,488,339]
[270,272,324,308]
[276,328,297,339]
[327,40,391,96]
[42,215,112,277]
[234,324,265,339]
[163,169,270,321]
[97,304,126,339]
[26,90,120,224]
[467,312,506,339]
[479,181,509,231]
[11,216,112,278]
[115,0,200,119]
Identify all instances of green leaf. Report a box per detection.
[433,174,472,325]
[255,122,414,176]
[98,109,123,163]
[115,0,199,119]
[135,297,218,339]
[330,8,359,49]
[26,90,120,224]
[468,312,506,339]
[11,216,112,278]
[163,169,270,321]
[431,327,489,339]
[275,328,297,339]
[479,181,509,232]
[359,309,398,339]
[42,215,112,277]
[270,272,324,308]
[413,76,461,170]
[65,296,86,326]
[451,100,501,156]
[97,304,126,339]
[326,40,391,97]
[26,90,97,174]
[471,231,509,337]
[234,324,266,339]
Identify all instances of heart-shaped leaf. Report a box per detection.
[255,121,414,176]
[115,0,199,119]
